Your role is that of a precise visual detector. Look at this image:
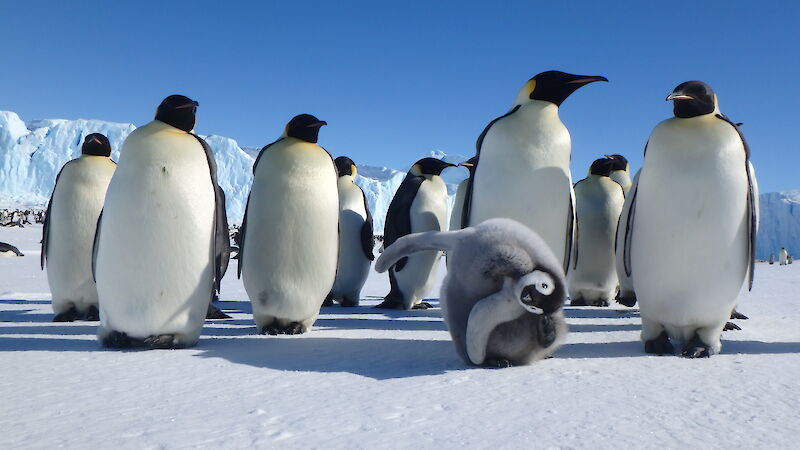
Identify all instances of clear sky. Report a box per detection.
[2,1,798,192]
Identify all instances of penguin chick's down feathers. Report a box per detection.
[376,218,568,366]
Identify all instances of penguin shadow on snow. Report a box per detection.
[194,336,460,380]
[0,299,51,306]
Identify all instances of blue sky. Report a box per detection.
[2,1,798,192]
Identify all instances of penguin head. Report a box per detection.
[589,158,615,177]
[409,157,456,177]
[667,81,718,118]
[155,95,199,132]
[514,71,608,107]
[458,156,478,175]
[517,269,565,315]
[81,133,112,157]
[284,114,327,143]
[604,154,629,172]
[335,156,357,177]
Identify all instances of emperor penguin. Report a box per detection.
[779,248,788,265]
[94,95,230,349]
[568,158,625,306]
[42,133,116,322]
[376,218,568,367]
[606,154,632,194]
[464,71,608,272]
[0,242,24,257]
[614,170,640,307]
[324,156,374,307]
[239,114,339,335]
[377,157,454,310]
[448,156,477,232]
[623,81,759,357]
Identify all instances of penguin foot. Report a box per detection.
[537,315,556,347]
[321,294,335,307]
[589,299,610,307]
[681,335,711,358]
[724,322,742,331]
[261,325,282,335]
[143,334,182,349]
[486,359,514,368]
[615,295,637,307]
[102,330,134,349]
[53,307,80,322]
[644,331,674,356]
[83,305,100,321]
[730,310,749,320]
[412,302,433,310]
[340,298,358,307]
[283,322,306,335]
[569,297,587,306]
[206,304,231,320]
[375,299,404,309]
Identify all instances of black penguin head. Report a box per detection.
[155,95,199,132]
[410,157,456,176]
[518,268,565,315]
[604,154,629,172]
[667,81,717,118]
[81,133,112,157]
[589,158,614,177]
[285,114,327,143]
[335,156,357,177]
[517,71,608,107]
[458,156,478,175]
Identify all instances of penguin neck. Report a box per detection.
[339,174,356,183]
[516,99,561,119]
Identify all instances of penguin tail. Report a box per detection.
[375,229,468,273]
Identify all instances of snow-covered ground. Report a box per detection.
[1,225,798,449]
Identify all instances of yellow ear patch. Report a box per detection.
[351,164,357,176]
[526,79,537,97]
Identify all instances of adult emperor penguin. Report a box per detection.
[568,158,625,306]
[448,157,477,232]
[377,157,454,310]
[623,81,758,357]
[464,71,608,272]
[606,154,632,194]
[94,95,230,349]
[239,114,339,334]
[779,247,789,265]
[376,218,568,367]
[324,156,374,307]
[42,133,116,322]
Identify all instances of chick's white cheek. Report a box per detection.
[529,270,555,296]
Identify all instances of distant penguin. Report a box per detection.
[615,170,640,307]
[779,248,788,265]
[42,133,116,322]
[95,95,230,349]
[568,158,625,306]
[448,157,477,232]
[768,253,775,264]
[0,242,24,257]
[623,81,758,357]
[606,154,632,194]
[378,157,454,310]
[464,71,608,272]
[375,218,568,367]
[325,156,374,307]
[239,114,338,335]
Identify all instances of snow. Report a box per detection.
[1,225,798,448]
[756,190,800,259]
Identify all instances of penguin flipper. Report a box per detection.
[91,211,103,282]
[383,174,425,272]
[375,228,468,273]
[359,189,375,260]
[42,163,70,270]
[460,157,477,229]
[191,133,230,294]
[466,278,521,366]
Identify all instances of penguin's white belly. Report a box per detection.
[243,144,338,324]
[633,121,748,330]
[394,178,448,306]
[330,182,370,299]
[0,250,18,258]
[96,125,214,341]
[47,157,115,313]
[568,178,624,300]
[470,103,573,264]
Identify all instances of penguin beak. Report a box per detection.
[176,100,199,109]
[307,120,327,128]
[666,92,694,101]
[566,75,608,84]
[458,162,475,167]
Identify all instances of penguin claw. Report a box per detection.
[206,304,231,320]
[724,322,742,331]
[53,307,80,322]
[102,330,134,349]
[143,334,181,349]
[486,359,514,368]
[644,331,674,356]
[262,325,281,335]
[412,302,433,310]
[284,322,305,335]
[730,310,749,320]
[681,334,711,358]
[589,299,610,307]
[83,305,100,321]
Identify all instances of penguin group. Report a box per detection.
[31,71,758,364]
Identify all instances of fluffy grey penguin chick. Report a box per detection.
[375,218,568,367]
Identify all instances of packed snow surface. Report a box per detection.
[0,225,798,449]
